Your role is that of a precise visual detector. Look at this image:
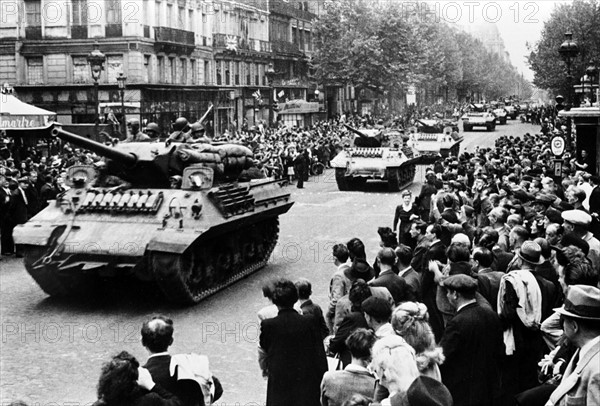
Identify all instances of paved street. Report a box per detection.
[0,120,537,405]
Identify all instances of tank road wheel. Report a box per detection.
[335,168,350,191]
[153,218,280,304]
[22,244,101,298]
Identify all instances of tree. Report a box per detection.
[528,0,600,97]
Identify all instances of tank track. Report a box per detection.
[387,164,416,192]
[152,218,280,304]
[21,218,280,305]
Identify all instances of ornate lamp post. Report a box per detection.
[87,44,106,131]
[117,72,127,136]
[558,31,579,147]
[265,62,276,127]
[585,63,598,107]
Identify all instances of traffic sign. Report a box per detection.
[551,135,566,157]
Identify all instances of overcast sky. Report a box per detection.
[403,1,569,80]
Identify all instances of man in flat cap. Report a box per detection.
[439,274,504,406]
[545,285,600,406]
[561,210,600,269]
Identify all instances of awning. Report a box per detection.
[0,94,56,131]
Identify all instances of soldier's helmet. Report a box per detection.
[173,117,190,132]
[190,122,205,134]
[145,122,160,136]
[128,118,140,127]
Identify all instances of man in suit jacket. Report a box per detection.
[369,247,411,304]
[546,285,600,406]
[395,244,422,301]
[142,316,222,406]
[0,174,13,255]
[260,278,327,406]
[422,224,447,341]
[440,275,504,406]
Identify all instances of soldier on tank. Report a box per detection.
[189,122,211,143]
[168,117,192,142]
[144,122,161,139]
[124,119,150,142]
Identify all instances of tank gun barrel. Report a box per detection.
[51,127,137,166]
[343,124,368,138]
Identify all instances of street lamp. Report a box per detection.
[87,43,106,132]
[558,31,579,148]
[117,72,127,136]
[585,63,598,107]
[265,62,276,127]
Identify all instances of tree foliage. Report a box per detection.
[528,0,600,97]
[312,0,530,102]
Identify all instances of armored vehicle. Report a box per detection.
[330,125,420,192]
[13,127,293,304]
[461,104,496,131]
[406,119,463,164]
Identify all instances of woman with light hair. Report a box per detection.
[370,335,420,405]
[391,302,445,381]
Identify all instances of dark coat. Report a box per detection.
[144,355,206,406]
[92,384,182,406]
[9,188,28,225]
[369,270,412,304]
[422,240,447,341]
[440,302,504,406]
[300,299,330,339]
[260,308,327,406]
[590,185,600,215]
[39,182,58,209]
[329,312,369,368]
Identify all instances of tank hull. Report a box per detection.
[13,178,293,304]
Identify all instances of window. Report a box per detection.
[225,61,230,86]
[143,55,151,82]
[259,64,264,86]
[216,61,222,85]
[292,27,298,46]
[158,56,165,82]
[188,9,194,31]
[169,57,176,84]
[254,63,258,86]
[72,0,88,25]
[178,7,185,28]
[27,57,43,84]
[245,62,250,86]
[181,58,187,84]
[155,1,161,26]
[204,60,210,84]
[25,0,41,26]
[72,56,89,83]
[106,0,122,25]
[234,62,239,85]
[191,59,197,84]
[167,4,173,27]
[106,55,123,83]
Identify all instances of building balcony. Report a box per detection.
[71,25,88,39]
[25,26,42,40]
[271,40,303,56]
[213,33,270,54]
[269,1,315,21]
[154,26,195,55]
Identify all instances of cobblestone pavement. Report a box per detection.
[0,120,534,405]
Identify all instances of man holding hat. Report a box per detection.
[439,274,504,406]
[561,210,600,269]
[545,285,600,406]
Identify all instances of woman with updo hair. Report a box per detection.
[93,351,179,406]
[391,302,445,380]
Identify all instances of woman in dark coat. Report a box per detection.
[260,278,328,406]
[393,190,419,246]
[92,351,181,406]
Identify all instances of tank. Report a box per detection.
[405,119,463,164]
[330,125,421,192]
[12,127,294,304]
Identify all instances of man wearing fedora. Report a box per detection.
[545,285,600,406]
[498,241,560,402]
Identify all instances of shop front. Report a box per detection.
[277,100,322,128]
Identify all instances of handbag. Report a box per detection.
[326,354,342,371]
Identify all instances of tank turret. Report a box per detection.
[13,127,293,305]
[51,127,253,188]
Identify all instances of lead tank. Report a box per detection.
[13,127,293,304]
[330,125,421,192]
